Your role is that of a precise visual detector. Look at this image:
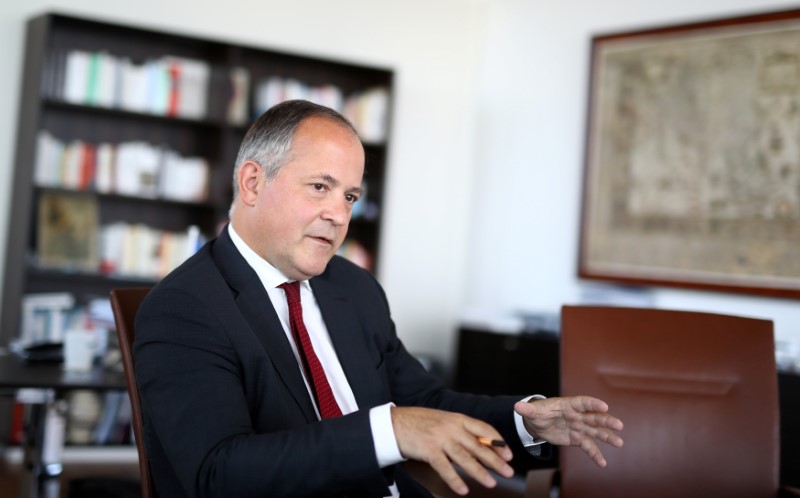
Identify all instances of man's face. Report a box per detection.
[249,117,365,280]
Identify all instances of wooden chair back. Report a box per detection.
[558,305,778,498]
[109,287,155,498]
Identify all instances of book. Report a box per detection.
[159,152,209,202]
[37,192,99,271]
[63,50,90,104]
[171,56,210,119]
[115,141,160,197]
[94,142,115,193]
[226,67,250,125]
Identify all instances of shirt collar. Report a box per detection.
[228,223,309,291]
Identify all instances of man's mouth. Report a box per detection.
[309,235,333,246]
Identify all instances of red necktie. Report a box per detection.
[279,281,343,419]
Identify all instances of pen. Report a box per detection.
[477,437,507,448]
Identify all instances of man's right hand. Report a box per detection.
[391,406,514,496]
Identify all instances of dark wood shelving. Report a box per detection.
[42,98,236,130]
[1,11,394,348]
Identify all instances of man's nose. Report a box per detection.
[322,198,350,225]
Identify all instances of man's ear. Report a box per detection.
[237,161,262,206]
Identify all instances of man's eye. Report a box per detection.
[312,183,325,191]
[345,194,359,203]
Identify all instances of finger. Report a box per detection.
[579,437,608,468]
[429,454,469,496]
[582,412,624,431]
[514,400,539,418]
[445,444,498,489]
[596,428,624,448]
[463,419,513,460]
[574,396,609,413]
[464,436,514,478]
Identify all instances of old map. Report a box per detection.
[583,20,800,290]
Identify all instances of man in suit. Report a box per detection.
[134,100,623,498]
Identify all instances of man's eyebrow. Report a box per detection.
[316,174,339,185]
[312,174,363,195]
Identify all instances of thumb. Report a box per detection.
[513,401,536,418]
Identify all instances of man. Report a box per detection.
[134,100,623,498]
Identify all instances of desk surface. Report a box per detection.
[0,353,127,392]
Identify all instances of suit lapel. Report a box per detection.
[211,228,317,422]
[311,274,386,409]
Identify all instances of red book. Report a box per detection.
[9,402,25,445]
[79,142,96,190]
[167,62,181,117]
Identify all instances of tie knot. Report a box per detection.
[279,281,301,305]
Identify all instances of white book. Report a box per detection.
[95,52,118,108]
[136,225,160,277]
[34,131,60,187]
[99,222,126,274]
[61,141,84,189]
[63,50,90,104]
[94,143,115,193]
[119,58,149,113]
[118,224,136,275]
[160,152,209,202]
[116,142,160,197]
[164,56,210,119]
[135,143,161,198]
[145,60,169,116]
[362,87,389,143]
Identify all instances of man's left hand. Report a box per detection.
[514,396,624,467]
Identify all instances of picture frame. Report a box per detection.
[37,191,99,271]
[578,8,800,298]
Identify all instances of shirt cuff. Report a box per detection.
[370,402,405,468]
[515,394,548,455]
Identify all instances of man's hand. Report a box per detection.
[514,396,623,467]
[392,406,514,496]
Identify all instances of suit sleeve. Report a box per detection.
[134,285,391,498]
[353,271,539,461]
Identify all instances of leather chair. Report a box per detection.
[109,287,155,498]
[526,305,800,498]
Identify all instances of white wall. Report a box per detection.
[0,0,488,362]
[467,0,800,358]
[1,0,798,370]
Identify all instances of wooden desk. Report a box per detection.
[0,352,127,498]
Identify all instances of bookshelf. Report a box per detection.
[0,12,393,452]
[1,12,394,349]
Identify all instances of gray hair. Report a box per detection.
[230,100,359,212]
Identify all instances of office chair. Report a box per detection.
[526,305,800,498]
[109,287,156,498]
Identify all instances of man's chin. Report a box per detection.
[291,256,334,280]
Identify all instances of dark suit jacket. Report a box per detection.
[134,227,529,498]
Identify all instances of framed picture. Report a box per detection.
[37,191,99,271]
[578,8,800,298]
